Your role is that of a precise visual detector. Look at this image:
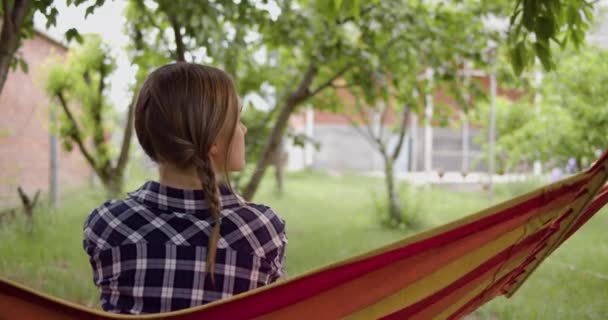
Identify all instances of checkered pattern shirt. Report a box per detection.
[83,181,287,314]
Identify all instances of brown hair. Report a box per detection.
[134,62,239,285]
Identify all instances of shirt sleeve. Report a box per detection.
[268,228,288,282]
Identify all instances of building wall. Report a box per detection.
[286,71,520,174]
[305,123,486,174]
[0,34,92,206]
[414,127,487,173]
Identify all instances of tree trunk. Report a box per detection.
[0,47,15,95]
[115,97,136,175]
[383,155,402,225]
[274,137,284,197]
[0,0,33,95]
[17,186,40,231]
[0,23,20,95]
[241,65,317,200]
[242,100,294,200]
[101,173,124,199]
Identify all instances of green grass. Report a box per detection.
[0,171,606,318]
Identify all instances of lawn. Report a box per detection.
[0,170,606,318]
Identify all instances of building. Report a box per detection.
[286,72,522,175]
[0,31,91,207]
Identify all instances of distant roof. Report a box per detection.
[0,17,67,50]
[34,28,68,50]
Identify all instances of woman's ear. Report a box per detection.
[209,144,219,157]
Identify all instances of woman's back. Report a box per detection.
[83,181,286,314]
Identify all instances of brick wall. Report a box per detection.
[0,33,92,206]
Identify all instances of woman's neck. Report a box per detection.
[158,163,202,190]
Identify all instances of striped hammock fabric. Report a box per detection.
[2,149,608,320]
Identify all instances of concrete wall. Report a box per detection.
[310,124,409,173]
[413,127,487,173]
[307,124,486,174]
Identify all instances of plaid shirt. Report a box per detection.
[83,181,287,314]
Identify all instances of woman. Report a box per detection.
[83,63,287,314]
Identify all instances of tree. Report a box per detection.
[475,46,608,172]
[0,0,104,96]
[45,35,135,197]
[241,0,502,201]
[125,0,281,189]
[121,0,600,202]
[241,0,392,200]
[329,1,495,225]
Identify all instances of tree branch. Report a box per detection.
[378,100,389,141]
[56,91,98,171]
[10,0,32,28]
[290,63,318,104]
[336,3,378,25]
[225,0,247,78]
[309,63,354,97]
[168,15,186,62]
[261,80,295,126]
[92,65,106,151]
[91,63,112,174]
[138,1,162,31]
[115,95,136,174]
[2,0,12,26]
[241,63,318,200]
[344,112,381,150]
[352,93,377,141]
[330,83,354,89]
[391,103,410,161]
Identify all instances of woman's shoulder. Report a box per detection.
[229,201,285,233]
[84,197,141,225]
[222,201,286,256]
[83,197,144,250]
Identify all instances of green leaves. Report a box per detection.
[65,28,84,44]
[44,7,59,29]
[44,35,116,155]
[85,0,106,18]
[510,41,527,77]
[10,0,105,66]
[507,0,595,75]
[534,40,554,70]
[17,58,28,73]
[536,15,556,40]
[477,46,608,171]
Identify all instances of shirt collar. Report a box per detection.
[128,181,244,214]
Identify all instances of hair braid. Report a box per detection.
[193,155,222,287]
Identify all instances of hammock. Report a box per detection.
[2,149,608,320]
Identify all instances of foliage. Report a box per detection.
[507,0,596,75]
[45,35,133,196]
[0,0,105,73]
[125,0,273,90]
[46,35,115,154]
[115,0,602,200]
[322,1,500,225]
[371,183,425,230]
[473,47,608,172]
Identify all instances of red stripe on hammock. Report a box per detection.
[446,187,608,320]
[562,185,608,241]
[0,279,103,320]
[589,148,608,173]
[379,226,550,319]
